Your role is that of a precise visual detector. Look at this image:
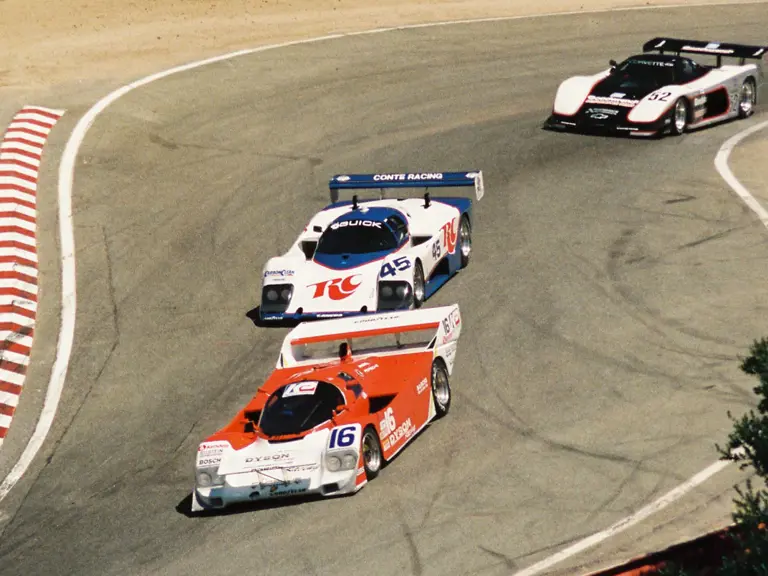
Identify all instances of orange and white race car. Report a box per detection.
[192,305,462,512]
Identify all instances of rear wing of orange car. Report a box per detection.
[277,305,462,373]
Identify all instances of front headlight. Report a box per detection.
[327,456,341,472]
[377,281,412,310]
[261,283,294,313]
[196,468,224,488]
[342,454,357,470]
[326,450,357,472]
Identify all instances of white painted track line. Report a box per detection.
[714,119,768,227]
[512,459,733,576]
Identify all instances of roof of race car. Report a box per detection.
[312,206,409,270]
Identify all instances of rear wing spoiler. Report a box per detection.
[277,305,462,369]
[328,171,484,203]
[643,37,768,66]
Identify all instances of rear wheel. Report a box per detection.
[459,215,472,268]
[738,79,756,119]
[412,261,425,309]
[361,426,383,480]
[431,359,451,418]
[669,98,688,136]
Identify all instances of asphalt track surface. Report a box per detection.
[2,4,768,576]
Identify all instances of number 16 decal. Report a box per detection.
[329,424,359,449]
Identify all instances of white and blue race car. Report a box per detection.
[259,171,484,322]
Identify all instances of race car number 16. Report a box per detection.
[329,426,356,449]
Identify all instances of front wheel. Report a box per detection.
[738,79,756,119]
[431,358,451,418]
[412,261,425,309]
[361,426,383,481]
[459,215,472,268]
[669,98,688,136]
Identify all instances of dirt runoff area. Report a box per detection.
[0,0,755,96]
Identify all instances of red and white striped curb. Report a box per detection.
[0,105,64,448]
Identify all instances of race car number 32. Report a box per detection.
[380,256,411,277]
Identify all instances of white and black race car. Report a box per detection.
[546,37,767,137]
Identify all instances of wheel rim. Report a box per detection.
[460,220,471,258]
[674,100,687,132]
[741,83,755,115]
[432,364,450,408]
[413,267,424,303]
[362,431,381,472]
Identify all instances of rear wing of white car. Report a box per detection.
[643,37,768,66]
[277,305,462,373]
[328,171,484,203]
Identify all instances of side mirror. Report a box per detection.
[609,59,618,69]
[333,405,348,416]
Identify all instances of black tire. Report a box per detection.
[669,98,688,136]
[738,78,757,119]
[361,426,383,481]
[412,261,425,309]
[458,214,472,268]
[431,358,451,418]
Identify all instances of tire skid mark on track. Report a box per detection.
[0,106,64,448]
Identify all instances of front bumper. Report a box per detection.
[545,111,669,137]
[192,468,362,512]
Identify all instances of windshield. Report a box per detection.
[316,221,398,255]
[613,58,676,89]
[259,381,344,436]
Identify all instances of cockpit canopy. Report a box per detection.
[259,380,345,437]
[315,207,408,256]
[610,54,709,89]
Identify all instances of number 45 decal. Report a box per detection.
[380,256,411,278]
[648,91,672,102]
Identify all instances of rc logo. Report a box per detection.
[309,275,362,300]
[441,218,458,254]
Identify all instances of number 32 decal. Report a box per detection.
[648,91,672,102]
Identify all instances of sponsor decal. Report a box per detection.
[628,59,674,67]
[264,269,295,278]
[441,218,458,254]
[683,43,734,55]
[197,441,229,467]
[372,173,444,182]
[416,377,429,395]
[330,219,382,230]
[610,92,626,98]
[309,274,362,300]
[586,108,618,116]
[378,407,416,448]
[356,467,365,477]
[359,361,379,373]
[317,313,344,318]
[382,438,391,451]
[441,308,461,339]
[379,407,396,438]
[245,453,291,464]
[388,417,415,448]
[285,463,319,473]
[283,381,319,397]
[586,95,639,108]
[336,175,351,182]
[590,113,609,120]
